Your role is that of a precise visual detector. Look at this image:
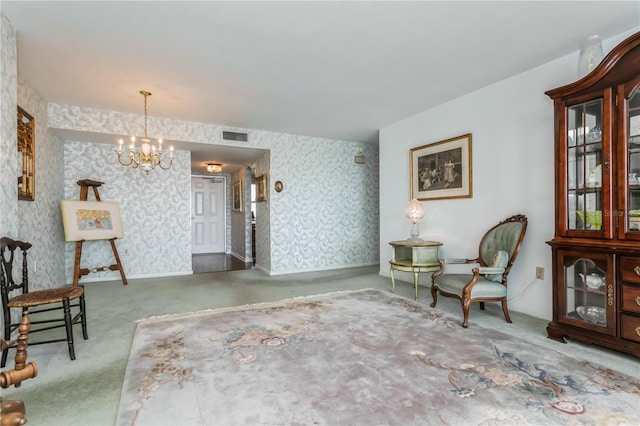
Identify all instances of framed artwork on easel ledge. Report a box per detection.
[60,200,124,242]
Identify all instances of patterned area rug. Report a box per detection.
[116,289,639,425]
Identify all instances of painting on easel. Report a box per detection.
[61,200,124,242]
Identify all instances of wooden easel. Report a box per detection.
[72,179,127,287]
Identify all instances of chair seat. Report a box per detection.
[433,274,507,299]
[2,236,88,368]
[7,286,84,308]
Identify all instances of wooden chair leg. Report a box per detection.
[462,300,471,328]
[1,322,9,368]
[62,299,76,360]
[429,286,438,308]
[1,311,38,426]
[79,291,88,340]
[501,299,512,324]
[1,311,38,389]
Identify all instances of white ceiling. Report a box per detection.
[3,1,639,172]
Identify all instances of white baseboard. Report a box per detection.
[230,252,253,263]
[267,262,377,276]
[70,270,193,284]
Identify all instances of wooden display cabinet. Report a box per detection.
[545,32,640,357]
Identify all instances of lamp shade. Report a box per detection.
[404,199,425,224]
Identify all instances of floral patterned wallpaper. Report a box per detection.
[17,81,66,287]
[52,105,379,277]
[63,141,192,282]
[230,167,248,261]
[268,135,379,273]
[2,12,380,282]
[250,153,271,270]
[1,15,18,238]
[1,17,66,291]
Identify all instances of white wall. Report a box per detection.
[379,29,639,321]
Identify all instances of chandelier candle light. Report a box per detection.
[116,90,174,174]
[404,198,425,242]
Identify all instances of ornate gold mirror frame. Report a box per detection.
[17,106,35,201]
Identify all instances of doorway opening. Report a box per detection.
[191,176,226,254]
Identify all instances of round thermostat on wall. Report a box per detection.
[274,180,283,192]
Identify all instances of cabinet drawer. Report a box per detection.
[620,257,640,284]
[620,314,640,344]
[621,284,640,314]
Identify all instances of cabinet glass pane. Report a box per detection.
[628,89,640,231]
[565,258,606,327]
[567,99,603,231]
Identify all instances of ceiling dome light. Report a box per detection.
[207,163,222,173]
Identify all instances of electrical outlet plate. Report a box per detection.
[535,267,544,280]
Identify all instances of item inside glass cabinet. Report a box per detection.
[575,306,606,325]
[578,273,603,289]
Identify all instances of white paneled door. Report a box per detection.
[191,177,226,254]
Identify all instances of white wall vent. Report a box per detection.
[222,131,249,142]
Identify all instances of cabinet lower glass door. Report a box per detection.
[565,258,608,328]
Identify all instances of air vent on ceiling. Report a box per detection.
[222,131,249,142]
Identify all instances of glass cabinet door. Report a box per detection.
[560,251,614,335]
[567,99,605,232]
[627,88,640,233]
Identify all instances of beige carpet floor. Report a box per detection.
[3,266,638,425]
[117,289,640,425]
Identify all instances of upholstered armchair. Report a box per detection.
[430,215,528,328]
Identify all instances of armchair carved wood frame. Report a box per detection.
[430,214,528,328]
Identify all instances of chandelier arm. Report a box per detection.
[116,152,135,167]
[158,158,174,170]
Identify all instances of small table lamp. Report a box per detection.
[404,198,425,242]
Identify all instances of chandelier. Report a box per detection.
[115,90,174,174]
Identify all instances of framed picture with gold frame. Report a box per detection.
[256,174,268,202]
[17,106,35,201]
[410,133,472,201]
[232,181,243,212]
